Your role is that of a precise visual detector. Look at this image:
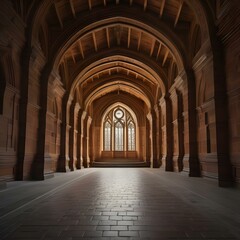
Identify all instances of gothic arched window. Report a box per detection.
[103,107,136,151]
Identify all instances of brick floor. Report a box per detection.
[0,168,240,239]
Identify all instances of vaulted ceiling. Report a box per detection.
[11,0,206,110]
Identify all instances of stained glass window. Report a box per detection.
[103,107,136,151]
[115,121,124,150]
[104,121,111,151]
[128,121,135,150]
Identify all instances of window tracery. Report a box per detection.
[103,107,136,151]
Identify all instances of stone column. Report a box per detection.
[139,125,146,162]
[17,45,46,180]
[170,89,179,171]
[182,70,201,177]
[54,86,65,170]
[147,112,153,167]
[82,115,92,168]
[68,102,75,171]
[81,111,88,168]
[145,115,151,166]
[212,38,233,187]
[159,95,173,171]
[170,87,184,172]
[69,102,80,171]
[154,104,162,167]
[152,106,160,168]
[30,65,51,180]
[57,95,72,172]
[176,90,184,172]
[76,109,83,169]
[157,104,163,166]
[86,116,92,167]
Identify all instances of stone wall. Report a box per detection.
[217,2,240,183]
[0,1,25,181]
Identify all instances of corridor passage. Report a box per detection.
[0,168,240,239]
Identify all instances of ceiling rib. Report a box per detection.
[144,0,147,11]
[78,40,85,59]
[88,0,92,10]
[162,49,169,67]
[127,28,131,48]
[137,32,142,51]
[52,1,192,93]
[92,32,98,51]
[156,42,162,60]
[54,3,63,29]
[71,50,76,63]
[159,0,166,18]
[106,28,110,48]
[174,0,184,27]
[150,39,155,57]
[69,0,76,18]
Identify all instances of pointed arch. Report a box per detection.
[102,104,138,153]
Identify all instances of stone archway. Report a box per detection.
[0,0,236,187]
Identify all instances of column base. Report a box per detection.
[57,156,70,172]
[75,157,82,169]
[68,158,73,171]
[153,159,160,168]
[31,155,44,180]
[218,163,234,187]
[177,155,184,172]
[31,171,44,180]
[83,158,89,168]
[161,155,173,171]
[165,156,173,172]
[183,155,201,177]
[189,161,201,177]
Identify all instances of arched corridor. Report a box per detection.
[0,0,240,202]
[1,1,240,238]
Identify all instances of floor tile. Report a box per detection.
[1,168,240,240]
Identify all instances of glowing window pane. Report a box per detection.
[128,122,135,151]
[104,122,111,151]
[115,122,123,151]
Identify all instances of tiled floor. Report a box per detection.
[0,168,240,239]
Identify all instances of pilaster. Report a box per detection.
[159,95,173,171]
